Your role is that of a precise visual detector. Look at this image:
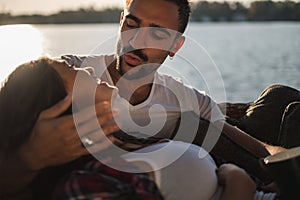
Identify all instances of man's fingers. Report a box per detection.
[101,123,120,136]
[76,117,119,139]
[73,101,112,125]
[84,135,125,154]
[39,95,72,120]
[78,122,120,144]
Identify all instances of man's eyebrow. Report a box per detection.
[149,23,171,37]
[126,13,172,37]
[126,14,141,24]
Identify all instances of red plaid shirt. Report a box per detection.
[52,157,163,200]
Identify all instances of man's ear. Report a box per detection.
[120,11,124,25]
[169,36,185,57]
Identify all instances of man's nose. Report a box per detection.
[129,28,148,49]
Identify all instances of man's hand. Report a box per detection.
[19,95,120,171]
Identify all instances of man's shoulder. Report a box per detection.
[155,72,206,96]
[156,72,198,90]
[155,72,184,85]
[78,54,106,67]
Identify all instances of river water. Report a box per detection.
[1,22,299,102]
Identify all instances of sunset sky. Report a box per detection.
[0,0,123,15]
[0,0,258,15]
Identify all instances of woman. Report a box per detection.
[0,57,163,199]
[0,57,277,200]
[0,57,216,200]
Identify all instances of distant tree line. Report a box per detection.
[0,1,300,25]
[0,8,121,25]
[247,0,300,21]
[191,0,300,21]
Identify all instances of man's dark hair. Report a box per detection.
[125,0,191,33]
[165,0,191,33]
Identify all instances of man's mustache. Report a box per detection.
[122,46,148,62]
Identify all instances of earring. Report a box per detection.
[169,56,173,60]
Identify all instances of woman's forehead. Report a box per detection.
[51,60,76,81]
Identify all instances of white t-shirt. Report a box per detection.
[63,55,225,139]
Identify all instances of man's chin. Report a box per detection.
[120,62,144,80]
[119,59,158,80]
[123,67,155,80]
[122,70,147,80]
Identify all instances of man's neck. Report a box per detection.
[106,55,154,105]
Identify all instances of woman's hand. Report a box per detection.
[217,163,256,200]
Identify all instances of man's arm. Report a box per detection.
[0,151,38,196]
[221,122,286,156]
[0,96,73,196]
[215,121,286,182]
[191,116,285,183]
[220,122,286,157]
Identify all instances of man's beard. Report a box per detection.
[117,56,159,80]
[116,40,158,80]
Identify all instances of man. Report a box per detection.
[63,0,300,187]
[61,0,285,176]
[1,0,299,197]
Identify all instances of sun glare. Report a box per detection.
[0,24,44,83]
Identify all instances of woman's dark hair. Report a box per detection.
[0,57,68,153]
